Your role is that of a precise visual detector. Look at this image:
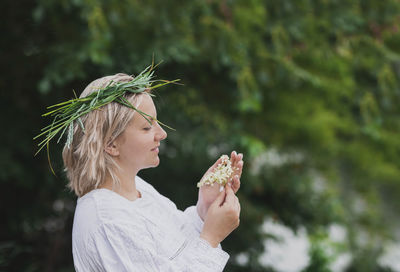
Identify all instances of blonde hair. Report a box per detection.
[62,73,148,197]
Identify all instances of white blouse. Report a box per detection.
[72,176,230,271]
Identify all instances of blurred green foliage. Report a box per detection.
[2,0,400,271]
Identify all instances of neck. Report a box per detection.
[100,167,141,201]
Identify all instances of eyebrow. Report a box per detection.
[142,114,156,125]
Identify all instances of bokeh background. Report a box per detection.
[2,0,400,271]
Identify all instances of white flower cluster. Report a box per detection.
[197,155,233,189]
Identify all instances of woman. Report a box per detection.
[62,72,243,271]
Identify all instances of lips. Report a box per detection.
[151,145,160,152]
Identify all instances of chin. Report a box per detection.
[145,158,160,169]
[153,159,160,167]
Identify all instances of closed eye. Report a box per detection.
[143,116,156,131]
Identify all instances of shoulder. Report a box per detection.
[72,189,144,240]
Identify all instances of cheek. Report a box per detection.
[120,140,142,160]
[120,133,156,161]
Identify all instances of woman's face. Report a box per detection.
[114,94,167,172]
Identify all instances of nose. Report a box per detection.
[155,122,167,141]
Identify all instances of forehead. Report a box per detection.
[132,94,157,124]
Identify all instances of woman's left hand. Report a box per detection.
[196,151,244,221]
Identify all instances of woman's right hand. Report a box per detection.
[199,184,241,248]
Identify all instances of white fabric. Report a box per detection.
[72,176,230,271]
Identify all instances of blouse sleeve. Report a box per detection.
[179,206,225,251]
[181,206,204,235]
[85,222,229,272]
[143,185,223,250]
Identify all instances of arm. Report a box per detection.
[135,177,203,237]
[83,223,229,272]
[182,205,204,235]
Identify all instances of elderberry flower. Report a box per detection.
[197,155,234,189]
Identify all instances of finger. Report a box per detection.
[233,152,243,166]
[236,160,243,169]
[213,187,226,206]
[233,195,240,210]
[236,161,243,175]
[234,153,242,165]
[231,161,243,183]
[231,153,242,171]
[230,175,237,190]
[231,151,238,165]
[232,194,240,212]
[234,152,240,164]
[230,151,235,166]
[236,199,241,213]
[233,183,240,194]
[224,184,235,204]
[232,175,240,193]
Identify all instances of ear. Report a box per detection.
[104,140,120,157]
